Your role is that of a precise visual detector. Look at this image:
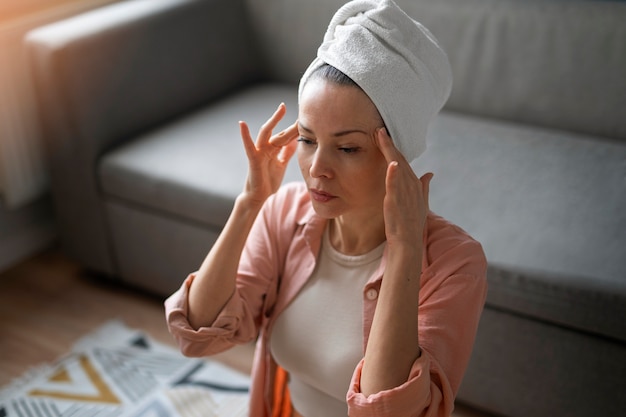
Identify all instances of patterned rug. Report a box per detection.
[0,321,250,417]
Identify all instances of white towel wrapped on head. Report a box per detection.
[298,0,452,162]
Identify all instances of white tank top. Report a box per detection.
[270,227,385,417]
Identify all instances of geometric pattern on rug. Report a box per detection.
[0,321,250,417]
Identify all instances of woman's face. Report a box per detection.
[297,78,388,220]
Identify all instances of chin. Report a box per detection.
[309,201,342,220]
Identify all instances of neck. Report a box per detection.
[329,213,386,256]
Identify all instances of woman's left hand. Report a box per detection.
[375,127,432,249]
[360,128,429,396]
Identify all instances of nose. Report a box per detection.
[309,147,333,179]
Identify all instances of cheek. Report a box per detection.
[296,146,310,173]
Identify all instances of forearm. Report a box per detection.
[360,243,422,396]
[187,195,264,329]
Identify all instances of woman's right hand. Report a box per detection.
[188,104,297,329]
[239,103,299,207]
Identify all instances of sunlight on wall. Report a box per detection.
[0,0,119,210]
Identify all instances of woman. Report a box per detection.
[165,1,487,416]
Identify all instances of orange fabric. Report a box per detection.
[271,366,292,417]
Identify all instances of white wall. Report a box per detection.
[0,0,121,209]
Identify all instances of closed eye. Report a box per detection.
[339,147,360,154]
[297,137,315,146]
[297,137,360,154]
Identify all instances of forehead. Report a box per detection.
[298,79,382,129]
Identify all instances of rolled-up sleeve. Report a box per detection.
[164,273,260,358]
[348,352,451,417]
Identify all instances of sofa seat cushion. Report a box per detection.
[420,112,626,342]
[99,83,302,230]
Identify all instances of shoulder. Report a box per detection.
[255,182,316,237]
[425,212,487,280]
[263,182,313,223]
[271,181,309,204]
[246,182,320,272]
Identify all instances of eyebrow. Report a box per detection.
[298,122,368,137]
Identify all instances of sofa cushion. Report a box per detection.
[99,84,302,230]
[419,112,626,342]
[414,0,626,141]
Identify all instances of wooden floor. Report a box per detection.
[0,246,492,417]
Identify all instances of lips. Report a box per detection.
[309,188,336,203]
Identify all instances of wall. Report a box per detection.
[0,0,121,209]
[0,195,56,273]
[0,0,120,272]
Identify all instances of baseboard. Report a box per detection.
[0,194,57,272]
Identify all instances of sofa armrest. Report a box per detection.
[26,0,260,275]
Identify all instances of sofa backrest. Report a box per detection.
[26,0,262,275]
[247,0,626,141]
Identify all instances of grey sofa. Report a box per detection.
[27,0,626,416]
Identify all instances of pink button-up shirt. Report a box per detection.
[165,182,487,417]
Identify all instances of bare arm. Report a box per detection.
[187,104,298,329]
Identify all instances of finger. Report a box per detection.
[269,120,299,148]
[257,103,287,146]
[421,172,433,211]
[376,127,404,165]
[278,138,298,164]
[385,160,399,193]
[239,121,257,160]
